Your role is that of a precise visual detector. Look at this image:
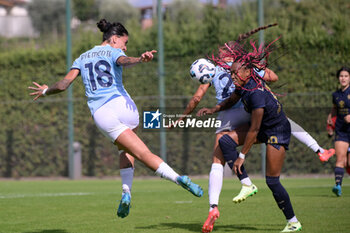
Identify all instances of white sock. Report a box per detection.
[208,163,223,211]
[120,167,134,194]
[155,162,179,183]
[288,216,298,223]
[289,118,323,153]
[240,177,252,186]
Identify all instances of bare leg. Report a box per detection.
[265,145,285,177]
[335,141,348,168]
[114,128,203,197]
[115,128,163,171]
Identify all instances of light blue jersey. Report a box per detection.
[71,45,130,115]
[211,66,265,107]
[211,66,243,108]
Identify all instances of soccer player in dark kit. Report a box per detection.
[197,38,302,232]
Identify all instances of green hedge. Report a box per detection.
[0,0,349,177]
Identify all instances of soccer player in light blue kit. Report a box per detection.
[29,19,203,219]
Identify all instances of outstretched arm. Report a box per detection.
[180,83,210,117]
[196,91,241,116]
[28,69,80,100]
[234,108,263,174]
[117,50,157,67]
[168,83,210,128]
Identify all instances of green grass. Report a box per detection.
[0,177,349,233]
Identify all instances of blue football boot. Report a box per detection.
[177,175,203,197]
[117,192,131,218]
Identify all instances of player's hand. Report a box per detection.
[28,82,48,101]
[141,50,157,62]
[327,128,334,138]
[233,157,245,175]
[196,108,214,117]
[327,114,334,126]
[344,115,350,124]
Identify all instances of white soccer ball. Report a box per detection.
[189,58,216,84]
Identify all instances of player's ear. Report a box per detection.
[111,35,117,44]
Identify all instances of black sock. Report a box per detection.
[266,176,295,220]
[335,166,344,186]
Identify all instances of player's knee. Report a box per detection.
[218,134,237,152]
[219,135,238,167]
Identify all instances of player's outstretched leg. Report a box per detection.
[318,148,335,162]
[177,175,203,197]
[281,221,302,232]
[117,192,131,218]
[232,183,258,203]
[202,207,220,233]
[116,130,203,198]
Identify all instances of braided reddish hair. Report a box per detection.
[212,23,278,70]
[211,23,281,92]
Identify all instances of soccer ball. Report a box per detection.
[189,58,216,84]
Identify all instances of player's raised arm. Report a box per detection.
[28,69,80,100]
[117,50,157,67]
[180,84,210,117]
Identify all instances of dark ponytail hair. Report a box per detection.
[96,19,128,42]
[213,23,279,70]
[236,23,278,43]
[336,66,350,78]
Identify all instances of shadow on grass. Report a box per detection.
[23,230,69,233]
[136,222,279,232]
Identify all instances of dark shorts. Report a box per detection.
[257,120,291,150]
[335,129,350,143]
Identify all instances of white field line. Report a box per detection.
[175,201,193,204]
[0,192,118,199]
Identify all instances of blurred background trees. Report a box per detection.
[27,0,66,36]
[0,0,349,177]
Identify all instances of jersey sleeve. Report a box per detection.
[112,48,127,65]
[249,90,266,109]
[71,57,81,70]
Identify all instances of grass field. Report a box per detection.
[0,177,349,233]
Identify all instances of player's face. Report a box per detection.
[113,35,128,52]
[230,62,250,86]
[339,71,350,89]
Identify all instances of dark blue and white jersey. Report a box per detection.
[235,78,288,131]
[71,45,131,115]
[332,86,350,133]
